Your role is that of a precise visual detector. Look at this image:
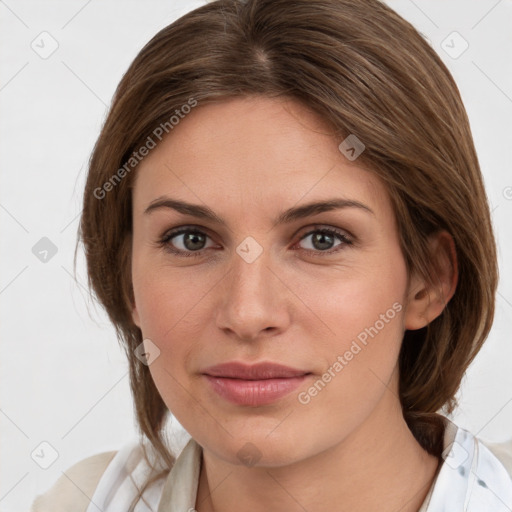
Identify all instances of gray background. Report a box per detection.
[1,1,511,510]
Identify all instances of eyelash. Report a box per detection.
[157,225,354,258]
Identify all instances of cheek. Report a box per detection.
[131,265,208,415]
[132,254,205,333]
[131,261,217,376]
[308,257,406,339]
[305,254,408,386]
[292,270,406,444]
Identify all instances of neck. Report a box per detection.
[195,378,441,512]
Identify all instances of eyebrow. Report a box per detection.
[144,196,374,225]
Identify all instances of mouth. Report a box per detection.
[202,362,312,406]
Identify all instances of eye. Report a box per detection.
[158,225,353,258]
[295,227,353,255]
[159,227,216,257]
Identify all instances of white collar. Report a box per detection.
[418,417,512,511]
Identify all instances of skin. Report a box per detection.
[130,96,457,512]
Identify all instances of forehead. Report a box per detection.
[132,96,391,223]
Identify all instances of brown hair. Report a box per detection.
[78,0,498,507]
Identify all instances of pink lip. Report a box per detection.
[202,362,311,406]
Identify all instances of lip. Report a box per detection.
[202,362,310,380]
[202,362,311,406]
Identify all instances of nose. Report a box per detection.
[215,244,292,342]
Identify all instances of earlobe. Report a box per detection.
[404,231,458,331]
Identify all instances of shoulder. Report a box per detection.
[29,450,118,512]
[29,440,176,512]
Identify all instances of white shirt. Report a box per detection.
[86,418,512,512]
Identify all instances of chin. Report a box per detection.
[198,424,316,468]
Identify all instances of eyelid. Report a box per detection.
[295,223,354,241]
[160,223,354,241]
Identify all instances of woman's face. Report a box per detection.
[131,96,415,466]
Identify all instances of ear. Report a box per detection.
[404,230,458,330]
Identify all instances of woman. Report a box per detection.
[30,0,512,510]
